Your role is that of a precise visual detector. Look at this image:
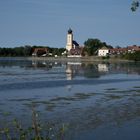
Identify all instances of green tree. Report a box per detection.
[51,47,66,56]
[131,0,139,11]
[23,45,32,56]
[123,51,140,61]
[84,39,102,56]
[84,38,113,56]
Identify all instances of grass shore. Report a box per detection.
[0,56,136,63]
[27,56,132,63]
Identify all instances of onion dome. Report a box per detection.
[68,28,72,34]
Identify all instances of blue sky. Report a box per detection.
[0,0,140,48]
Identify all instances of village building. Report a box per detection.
[32,48,49,57]
[109,48,128,55]
[109,45,140,55]
[98,45,140,56]
[66,28,83,57]
[127,45,140,53]
[98,47,109,56]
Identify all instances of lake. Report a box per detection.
[0,58,140,140]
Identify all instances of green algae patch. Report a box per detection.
[75,93,92,99]
[46,103,57,111]
[50,97,76,102]
[133,86,140,89]
[106,94,123,100]
[105,88,118,91]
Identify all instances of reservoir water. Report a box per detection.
[0,58,140,140]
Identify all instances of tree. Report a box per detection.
[115,46,122,49]
[23,45,32,56]
[51,48,66,56]
[84,38,113,56]
[84,39,102,56]
[123,51,140,61]
[131,1,139,11]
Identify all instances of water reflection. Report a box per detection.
[0,59,140,140]
[32,60,53,70]
[0,59,140,79]
[30,61,140,79]
[98,63,109,72]
[66,62,82,80]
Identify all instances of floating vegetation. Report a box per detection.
[105,89,140,94]
[31,100,53,105]
[74,93,91,100]
[106,94,123,100]
[2,111,11,116]
[23,102,41,108]
[133,86,140,89]
[46,104,57,112]
[75,92,97,99]
[135,90,140,93]
[21,92,100,113]
[50,92,98,103]
[105,88,118,91]
[24,100,57,112]
[50,97,76,102]
[8,98,38,102]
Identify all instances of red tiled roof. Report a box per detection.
[109,45,140,54]
[127,45,140,51]
[69,47,83,55]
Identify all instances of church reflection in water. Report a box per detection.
[66,62,82,80]
[30,60,140,80]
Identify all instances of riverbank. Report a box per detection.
[0,56,137,63]
[27,56,132,63]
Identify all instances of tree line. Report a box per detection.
[0,46,32,57]
[0,38,112,57]
[0,38,139,61]
[0,45,66,57]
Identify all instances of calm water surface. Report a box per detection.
[0,58,140,140]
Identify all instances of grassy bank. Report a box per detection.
[27,56,132,63]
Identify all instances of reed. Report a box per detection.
[0,104,67,140]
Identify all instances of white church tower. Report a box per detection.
[66,28,73,51]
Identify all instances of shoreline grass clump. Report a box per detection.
[0,104,67,140]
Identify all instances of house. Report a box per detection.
[32,48,48,56]
[109,45,140,55]
[109,48,128,55]
[127,45,140,53]
[98,47,109,56]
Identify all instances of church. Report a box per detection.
[66,28,83,57]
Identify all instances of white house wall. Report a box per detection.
[98,50,109,56]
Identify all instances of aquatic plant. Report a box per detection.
[0,104,67,140]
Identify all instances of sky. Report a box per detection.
[0,0,140,48]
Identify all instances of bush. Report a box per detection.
[102,56,110,60]
[123,51,140,61]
